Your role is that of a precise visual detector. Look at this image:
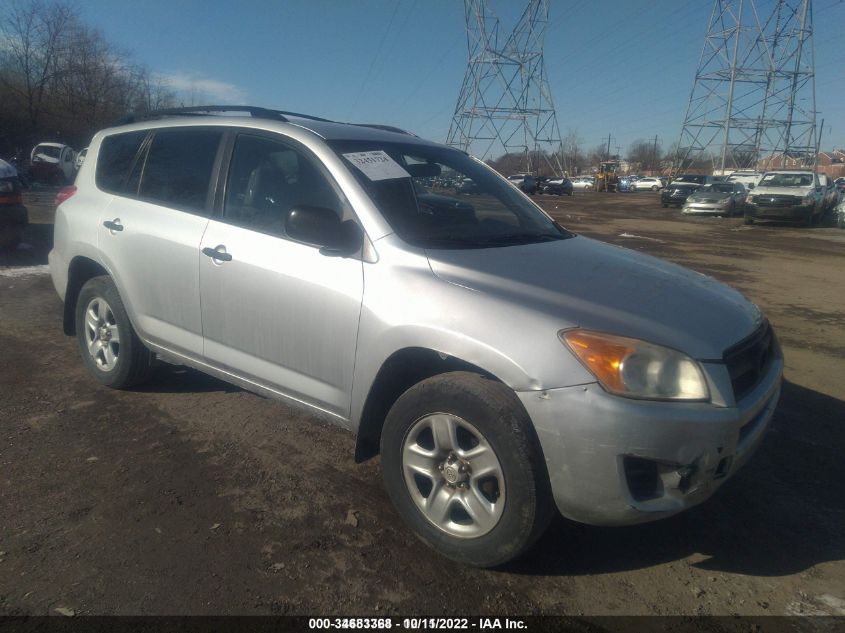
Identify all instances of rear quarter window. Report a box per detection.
[95,131,148,194]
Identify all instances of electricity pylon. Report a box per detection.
[446,0,564,176]
[675,0,817,173]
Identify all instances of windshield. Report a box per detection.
[330,141,572,249]
[675,175,706,184]
[759,173,813,187]
[698,184,735,194]
[34,145,61,159]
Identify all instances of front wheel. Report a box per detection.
[651,185,658,192]
[380,372,553,568]
[744,214,754,225]
[75,276,153,388]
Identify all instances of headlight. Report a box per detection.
[0,180,14,193]
[717,198,731,206]
[559,329,710,401]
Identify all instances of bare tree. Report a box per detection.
[0,0,77,128]
[561,128,583,175]
[0,0,175,156]
[627,139,662,174]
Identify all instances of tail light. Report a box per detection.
[55,185,77,207]
[0,192,23,204]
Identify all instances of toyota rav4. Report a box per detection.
[49,106,783,567]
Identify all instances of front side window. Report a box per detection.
[330,140,571,249]
[138,128,222,213]
[222,134,345,238]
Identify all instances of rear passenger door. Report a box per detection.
[198,132,363,419]
[96,127,224,360]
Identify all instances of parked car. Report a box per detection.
[0,158,28,250]
[571,177,595,191]
[835,197,845,229]
[632,177,663,192]
[30,142,76,184]
[661,176,706,207]
[455,178,480,194]
[507,174,537,195]
[75,147,88,170]
[682,182,747,216]
[542,177,573,196]
[49,105,783,568]
[744,171,822,226]
[817,174,839,213]
[726,171,762,191]
[617,176,634,193]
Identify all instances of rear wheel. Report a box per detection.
[651,185,658,192]
[75,276,153,388]
[381,372,553,568]
[744,214,754,225]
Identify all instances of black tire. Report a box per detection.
[380,371,554,568]
[744,214,754,225]
[651,185,658,192]
[662,203,668,208]
[75,275,153,388]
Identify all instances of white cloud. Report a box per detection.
[156,71,248,104]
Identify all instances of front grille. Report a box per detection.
[755,195,802,207]
[723,322,775,401]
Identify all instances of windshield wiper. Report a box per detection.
[481,232,569,245]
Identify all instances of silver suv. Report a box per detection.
[49,106,783,567]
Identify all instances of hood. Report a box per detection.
[426,236,763,359]
[752,184,813,196]
[689,190,730,201]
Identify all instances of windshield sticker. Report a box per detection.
[343,151,410,181]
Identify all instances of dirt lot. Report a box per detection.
[1,187,844,618]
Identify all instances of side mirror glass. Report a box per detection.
[285,205,363,255]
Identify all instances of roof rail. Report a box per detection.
[115,105,291,126]
[351,123,418,137]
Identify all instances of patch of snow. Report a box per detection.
[0,265,50,278]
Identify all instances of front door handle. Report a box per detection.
[103,219,123,232]
[202,246,232,262]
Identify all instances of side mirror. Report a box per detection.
[285,205,363,255]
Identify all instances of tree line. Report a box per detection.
[0,0,176,159]
[486,131,714,177]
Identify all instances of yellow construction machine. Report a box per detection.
[595,160,620,192]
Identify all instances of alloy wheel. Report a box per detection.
[401,413,505,538]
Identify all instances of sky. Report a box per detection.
[76,0,845,159]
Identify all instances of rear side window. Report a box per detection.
[138,128,222,213]
[95,131,147,194]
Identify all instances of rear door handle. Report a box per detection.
[103,219,123,232]
[202,246,232,262]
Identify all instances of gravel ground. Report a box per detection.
[1,186,843,618]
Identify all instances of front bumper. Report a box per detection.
[661,193,692,205]
[682,202,732,214]
[745,202,814,222]
[518,354,783,526]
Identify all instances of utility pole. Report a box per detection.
[675,0,817,173]
[651,135,659,174]
[605,133,612,161]
[447,0,565,176]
